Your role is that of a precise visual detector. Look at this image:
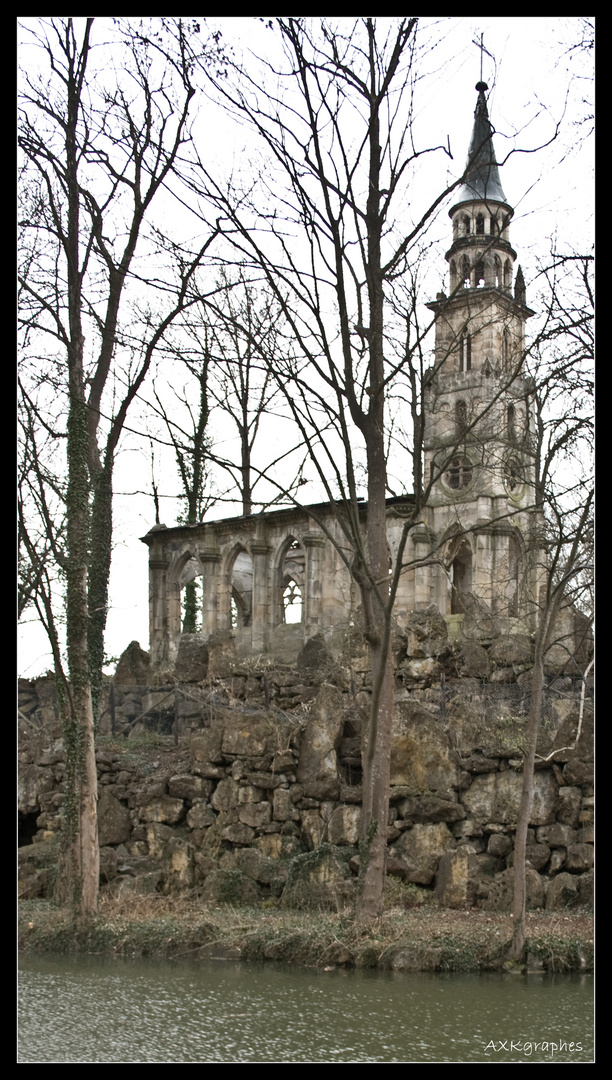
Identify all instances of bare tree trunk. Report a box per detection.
[510,642,544,960]
[59,387,99,916]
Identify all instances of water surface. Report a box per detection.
[18,953,593,1063]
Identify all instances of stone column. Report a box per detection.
[148,556,169,665]
[412,525,435,610]
[302,533,326,635]
[250,542,271,654]
[475,530,494,607]
[200,548,222,638]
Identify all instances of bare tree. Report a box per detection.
[194,18,516,919]
[205,271,293,516]
[510,247,593,960]
[190,16,572,922]
[18,17,221,914]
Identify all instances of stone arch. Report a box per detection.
[274,535,305,626]
[461,213,471,236]
[169,548,204,635]
[224,544,254,630]
[446,536,473,614]
[476,212,485,235]
[504,258,513,288]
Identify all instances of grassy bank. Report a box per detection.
[19,896,593,974]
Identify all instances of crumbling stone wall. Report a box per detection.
[18,611,593,912]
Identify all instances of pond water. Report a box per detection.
[18,954,593,1063]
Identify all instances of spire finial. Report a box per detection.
[472,32,495,92]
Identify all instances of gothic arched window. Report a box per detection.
[277,537,305,625]
[476,213,485,235]
[504,259,512,288]
[456,399,468,438]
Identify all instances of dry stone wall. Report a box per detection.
[18,612,593,912]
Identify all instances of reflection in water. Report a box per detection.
[19,954,593,1063]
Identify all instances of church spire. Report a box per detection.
[452,82,508,209]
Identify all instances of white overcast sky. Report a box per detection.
[18,16,593,678]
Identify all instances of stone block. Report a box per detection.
[565,843,594,872]
[327,805,361,845]
[545,872,580,910]
[98,788,132,845]
[434,847,481,908]
[238,801,272,829]
[405,605,448,658]
[138,795,185,825]
[390,701,459,791]
[296,683,345,783]
[394,822,455,885]
[168,774,212,801]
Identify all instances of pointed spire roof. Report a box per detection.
[451,82,509,210]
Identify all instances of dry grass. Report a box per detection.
[19,896,593,973]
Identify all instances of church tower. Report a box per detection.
[423,81,541,623]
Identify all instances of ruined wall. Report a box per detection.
[19,614,593,912]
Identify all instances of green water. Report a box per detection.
[18,954,594,1063]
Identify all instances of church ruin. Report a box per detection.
[142,82,553,670]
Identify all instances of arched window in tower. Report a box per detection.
[507,402,516,443]
[461,214,470,236]
[449,541,472,614]
[461,255,470,289]
[504,259,512,288]
[475,259,485,288]
[476,213,485,235]
[502,327,510,367]
[490,214,498,236]
[494,255,502,288]
[460,332,471,371]
[455,399,468,438]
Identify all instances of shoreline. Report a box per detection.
[19,898,593,974]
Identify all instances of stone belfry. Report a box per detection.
[423,81,541,622]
